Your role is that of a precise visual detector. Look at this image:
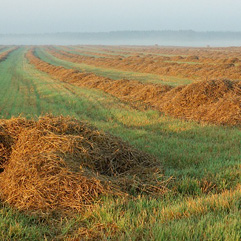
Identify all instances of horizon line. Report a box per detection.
[1,30,241,35]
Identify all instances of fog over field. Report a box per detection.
[0,0,241,46]
[1,31,241,46]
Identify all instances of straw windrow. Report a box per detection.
[26,49,241,126]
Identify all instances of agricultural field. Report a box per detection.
[0,45,240,240]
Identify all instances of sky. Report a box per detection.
[0,0,241,34]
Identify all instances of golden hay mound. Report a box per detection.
[158,79,241,125]
[0,116,163,213]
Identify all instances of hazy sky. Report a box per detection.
[0,0,241,34]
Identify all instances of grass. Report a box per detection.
[0,47,240,240]
[56,46,130,58]
[67,187,241,240]
[0,46,11,54]
[164,60,203,65]
[0,203,52,241]
[54,46,104,58]
[72,46,133,57]
[74,47,131,57]
[93,46,188,57]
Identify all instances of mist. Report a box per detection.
[1,0,241,34]
[1,31,241,46]
[1,0,241,46]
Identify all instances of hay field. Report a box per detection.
[0,46,240,240]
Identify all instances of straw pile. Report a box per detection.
[0,116,164,214]
[158,79,241,125]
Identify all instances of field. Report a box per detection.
[0,46,240,240]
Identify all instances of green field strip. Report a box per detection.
[0,48,42,117]
[54,46,106,58]
[97,46,188,57]
[58,46,127,58]
[37,48,192,86]
[0,47,240,240]
[164,60,220,66]
[140,52,188,57]
[164,60,203,65]
[71,46,131,57]
[0,46,5,52]
[0,46,11,54]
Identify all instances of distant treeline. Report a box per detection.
[1,30,241,46]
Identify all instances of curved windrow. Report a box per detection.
[27,49,241,126]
